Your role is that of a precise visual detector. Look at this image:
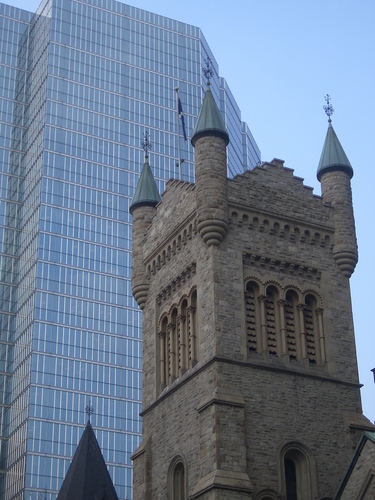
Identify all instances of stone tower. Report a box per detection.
[130,88,373,499]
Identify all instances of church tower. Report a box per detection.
[130,89,373,499]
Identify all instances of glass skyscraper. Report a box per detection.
[0,0,260,498]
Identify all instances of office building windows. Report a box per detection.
[0,0,260,498]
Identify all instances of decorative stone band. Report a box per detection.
[197,218,228,246]
[333,250,358,278]
[132,283,150,310]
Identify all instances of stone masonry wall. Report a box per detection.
[134,158,366,498]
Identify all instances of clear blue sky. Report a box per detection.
[5,0,375,421]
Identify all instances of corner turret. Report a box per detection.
[129,138,161,309]
[317,97,357,277]
[191,79,229,246]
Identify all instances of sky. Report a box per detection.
[4,0,375,421]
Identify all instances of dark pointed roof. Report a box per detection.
[191,82,229,147]
[317,122,353,181]
[57,420,119,500]
[129,157,161,214]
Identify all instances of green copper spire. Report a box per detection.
[129,157,161,214]
[317,122,353,181]
[129,132,161,214]
[191,81,229,147]
[317,96,353,181]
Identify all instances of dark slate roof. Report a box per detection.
[191,82,229,147]
[129,157,161,214]
[317,122,353,181]
[57,420,119,500]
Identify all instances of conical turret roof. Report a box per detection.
[129,156,161,214]
[57,420,119,500]
[317,122,353,181]
[191,82,229,147]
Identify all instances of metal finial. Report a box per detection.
[323,94,334,122]
[141,130,152,158]
[85,401,94,419]
[203,56,214,84]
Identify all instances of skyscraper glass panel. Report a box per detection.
[0,0,261,498]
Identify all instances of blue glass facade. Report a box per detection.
[0,0,261,498]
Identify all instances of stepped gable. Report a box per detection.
[229,158,332,227]
[143,178,196,260]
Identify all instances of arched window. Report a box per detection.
[254,489,280,500]
[280,443,317,500]
[168,456,187,500]
[285,457,297,500]
[158,316,168,390]
[304,294,318,363]
[169,308,178,383]
[179,299,188,375]
[189,289,198,367]
[285,290,300,360]
[245,280,260,352]
[265,285,279,356]
[157,288,198,392]
[173,462,185,500]
[244,280,325,365]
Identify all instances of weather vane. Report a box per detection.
[203,56,214,84]
[141,130,152,158]
[323,94,334,122]
[85,401,94,419]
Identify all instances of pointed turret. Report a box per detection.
[191,81,229,148]
[57,420,119,500]
[317,97,357,277]
[129,156,161,215]
[317,121,353,181]
[191,80,229,246]
[129,135,161,309]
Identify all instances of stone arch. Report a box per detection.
[167,455,188,500]
[254,489,280,500]
[231,210,239,222]
[279,441,318,500]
